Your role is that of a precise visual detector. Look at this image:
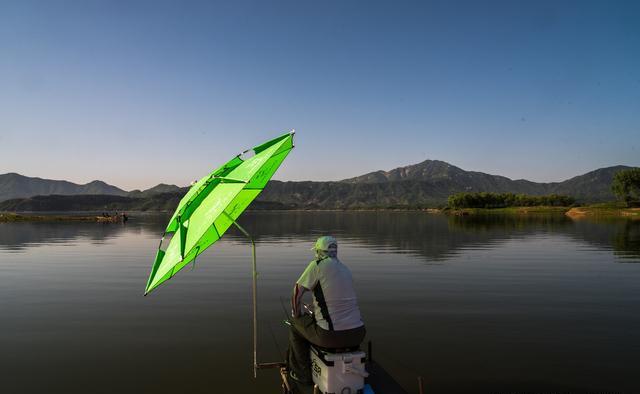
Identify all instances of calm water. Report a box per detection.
[1,212,639,394]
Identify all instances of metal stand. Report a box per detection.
[228,215,285,378]
[228,218,259,378]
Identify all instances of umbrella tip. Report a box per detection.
[290,129,295,135]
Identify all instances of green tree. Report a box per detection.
[612,168,640,207]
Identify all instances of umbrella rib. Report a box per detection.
[211,222,221,240]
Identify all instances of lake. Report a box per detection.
[1,211,639,394]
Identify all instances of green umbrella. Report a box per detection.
[144,131,295,375]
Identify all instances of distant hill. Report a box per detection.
[0,173,129,202]
[128,183,183,198]
[548,166,630,202]
[0,162,635,211]
[0,173,184,203]
[0,194,139,212]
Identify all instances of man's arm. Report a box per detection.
[291,283,308,317]
[292,260,318,317]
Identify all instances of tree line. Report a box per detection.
[447,192,576,209]
[612,168,640,207]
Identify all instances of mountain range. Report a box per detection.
[0,160,634,211]
[0,173,129,201]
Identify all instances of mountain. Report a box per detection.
[549,166,630,202]
[257,162,633,209]
[128,183,183,198]
[342,160,546,194]
[340,160,632,203]
[0,162,635,211]
[0,194,138,212]
[0,173,185,203]
[343,160,471,183]
[258,180,453,208]
[0,173,129,202]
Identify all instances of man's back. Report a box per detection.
[298,257,363,331]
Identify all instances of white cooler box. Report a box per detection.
[310,345,369,394]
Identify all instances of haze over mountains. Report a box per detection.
[0,160,634,210]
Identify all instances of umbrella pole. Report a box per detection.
[229,218,259,378]
[251,233,258,379]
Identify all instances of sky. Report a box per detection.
[0,0,638,190]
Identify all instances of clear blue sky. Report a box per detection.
[1,0,638,190]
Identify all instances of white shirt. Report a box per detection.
[297,257,364,331]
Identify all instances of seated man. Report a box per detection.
[288,236,366,384]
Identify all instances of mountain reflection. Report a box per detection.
[0,221,141,251]
[1,212,638,261]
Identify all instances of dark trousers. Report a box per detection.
[288,314,366,383]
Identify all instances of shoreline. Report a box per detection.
[0,212,127,223]
[2,206,638,222]
[565,206,640,220]
[445,206,569,216]
[445,206,640,220]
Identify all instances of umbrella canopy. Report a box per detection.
[145,131,294,295]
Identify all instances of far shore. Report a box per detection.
[0,212,128,223]
[445,206,569,216]
[2,205,639,222]
[445,205,640,220]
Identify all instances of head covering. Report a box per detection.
[312,235,338,259]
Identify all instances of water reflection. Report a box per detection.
[2,212,638,262]
[0,222,137,251]
[448,214,640,261]
[569,218,640,260]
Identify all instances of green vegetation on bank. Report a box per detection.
[445,169,640,218]
[443,199,639,220]
[447,192,575,209]
[445,206,570,215]
[612,168,640,207]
